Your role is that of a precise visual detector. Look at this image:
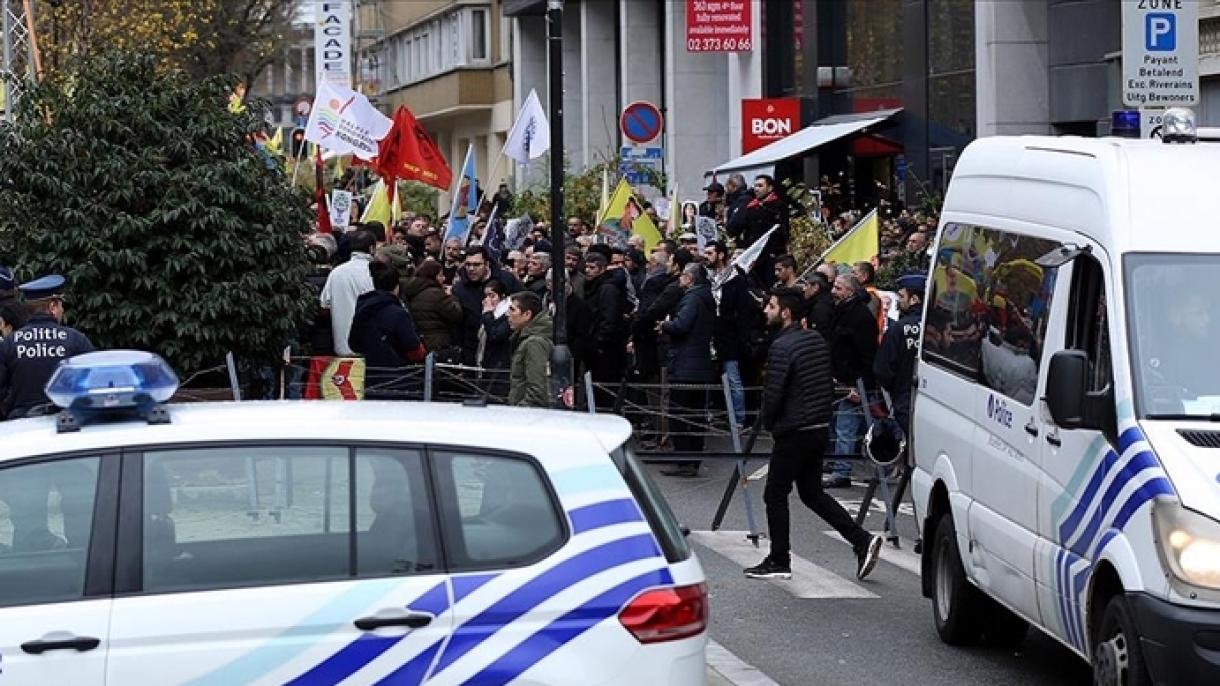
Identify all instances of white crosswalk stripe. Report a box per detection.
[690,530,879,599]
[821,530,923,576]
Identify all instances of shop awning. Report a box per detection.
[708,108,902,177]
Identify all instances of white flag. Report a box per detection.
[715,224,780,291]
[304,82,393,160]
[503,89,550,164]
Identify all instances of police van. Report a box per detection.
[912,109,1220,684]
[0,351,708,685]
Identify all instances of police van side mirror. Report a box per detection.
[1046,350,1089,429]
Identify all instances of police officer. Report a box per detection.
[874,271,925,431]
[0,275,94,419]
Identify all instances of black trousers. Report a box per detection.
[764,427,871,563]
[670,387,706,460]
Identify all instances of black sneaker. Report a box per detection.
[856,535,883,580]
[744,556,792,580]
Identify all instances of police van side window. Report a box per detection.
[0,456,100,607]
[140,445,437,593]
[429,450,565,571]
[1067,256,1114,397]
[923,223,1060,406]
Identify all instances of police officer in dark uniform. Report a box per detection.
[873,272,925,431]
[0,275,94,419]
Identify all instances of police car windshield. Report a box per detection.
[1126,253,1220,419]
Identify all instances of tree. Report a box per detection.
[37,0,298,84]
[0,52,316,375]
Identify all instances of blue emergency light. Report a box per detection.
[1112,110,1140,139]
[45,351,179,430]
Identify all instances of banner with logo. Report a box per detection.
[304,82,393,160]
[304,357,366,400]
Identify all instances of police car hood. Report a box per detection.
[1140,421,1220,519]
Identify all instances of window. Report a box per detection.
[431,450,564,570]
[141,446,436,593]
[923,223,1060,405]
[614,447,691,563]
[0,457,100,607]
[471,9,489,61]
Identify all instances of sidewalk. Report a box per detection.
[707,666,735,685]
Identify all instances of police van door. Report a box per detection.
[105,444,453,685]
[962,224,1067,625]
[0,453,117,686]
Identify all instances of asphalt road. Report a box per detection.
[647,454,1093,686]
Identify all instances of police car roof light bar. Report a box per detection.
[45,351,180,433]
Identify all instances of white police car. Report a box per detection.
[0,352,708,685]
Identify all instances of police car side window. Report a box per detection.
[924,223,1060,406]
[0,456,100,607]
[430,450,565,571]
[140,445,438,594]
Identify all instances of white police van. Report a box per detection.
[0,351,708,685]
[912,109,1220,685]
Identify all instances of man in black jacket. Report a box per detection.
[801,272,835,336]
[726,174,789,286]
[451,246,522,366]
[707,242,757,428]
[348,261,427,400]
[582,253,629,400]
[874,272,925,432]
[827,273,880,487]
[658,264,716,477]
[744,288,882,581]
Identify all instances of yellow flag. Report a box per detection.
[266,126,283,155]
[597,179,662,251]
[228,91,246,114]
[361,180,393,226]
[821,208,879,267]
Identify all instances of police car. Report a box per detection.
[0,351,708,685]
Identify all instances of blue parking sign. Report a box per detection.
[1145,13,1176,51]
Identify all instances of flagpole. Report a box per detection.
[473,149,507,225]
[546,0,571,409]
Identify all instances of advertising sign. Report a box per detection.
[686,0,753,52]
[741,98,801,154]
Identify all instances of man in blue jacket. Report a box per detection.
[349,261,427,400]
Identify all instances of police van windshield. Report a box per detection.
[1126,253,1220,420]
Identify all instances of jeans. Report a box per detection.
[764,428,871,563]
[830,397,864,478]
[722,360,746,428]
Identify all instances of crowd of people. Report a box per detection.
[299,170,936,486]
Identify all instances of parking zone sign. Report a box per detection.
[1122,0,1198,107]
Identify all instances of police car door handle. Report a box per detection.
[1046,431,1062,448]
[354,611,434,631]
[21,634,101,655]
[1024,420,1039,437]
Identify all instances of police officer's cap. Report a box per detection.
[895,271,928,294]
[18,274,67,302]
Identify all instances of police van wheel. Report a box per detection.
[1092,595,1150,686]
[931,512,983,644]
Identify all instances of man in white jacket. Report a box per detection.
[320,230,375,356]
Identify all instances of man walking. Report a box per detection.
[507,291,553,407]
[745,288,883,580]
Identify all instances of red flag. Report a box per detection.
[374,106,452,191]
[314,146,332,234]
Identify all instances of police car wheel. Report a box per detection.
[931,512,983,645]
[1092,595,1151,686]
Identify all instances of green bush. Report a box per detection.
[0,53,315,375]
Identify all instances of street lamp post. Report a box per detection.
[546,0,572,408]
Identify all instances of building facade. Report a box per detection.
[357,0,515,209]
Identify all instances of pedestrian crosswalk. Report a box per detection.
[691,527,921,600]
[690,530,879,599]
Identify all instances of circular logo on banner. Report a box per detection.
[620,101,663,144]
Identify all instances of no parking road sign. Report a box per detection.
[620,101,663,145]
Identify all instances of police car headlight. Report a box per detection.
[1153,498,1220,591]
[45,350,180,409]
